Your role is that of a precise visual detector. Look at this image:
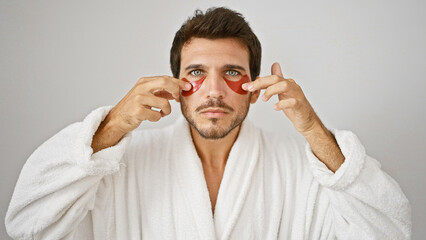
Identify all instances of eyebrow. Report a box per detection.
[224,64,247,72]
[184,64,247,72]
[184,64,205,71]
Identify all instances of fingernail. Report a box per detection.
[262,95,267,101]
[185,83,192,90]
[242,83,248,90]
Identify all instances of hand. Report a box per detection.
[106,75,192,135]
[242,62,321,136]
[242,63,345,171]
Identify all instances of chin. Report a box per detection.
[180,101,248,140]
[193,117,236,139]
[201,116,225,125]
[196,126,234,139]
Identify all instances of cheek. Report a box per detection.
[180,94,198,111]
[181,74,250,96]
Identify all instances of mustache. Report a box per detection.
[195,98,234,112]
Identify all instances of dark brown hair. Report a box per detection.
[170,7,261,82]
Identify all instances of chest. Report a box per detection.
[202,164,225,214]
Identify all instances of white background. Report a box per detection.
[1,0,425,239]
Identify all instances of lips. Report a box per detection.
[200,108,228,117]
[202,109,226,113]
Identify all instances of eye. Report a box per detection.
[226,70,240,76]
[190,70,203,76]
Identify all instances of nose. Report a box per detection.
[201,72,227,99]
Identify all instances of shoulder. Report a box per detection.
[116,124,175,172]
[128,124,175,151]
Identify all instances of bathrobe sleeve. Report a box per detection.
[5,105,132,240]
[305,128,412,239]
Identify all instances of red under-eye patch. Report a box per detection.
[181,75,206,96]
[181,74,250,96]
[223,74,250,95]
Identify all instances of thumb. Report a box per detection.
[271,62,284,77]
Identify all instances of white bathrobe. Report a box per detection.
[5,106,411,240]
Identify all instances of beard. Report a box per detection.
[180,94,251,139]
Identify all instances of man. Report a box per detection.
[6,7,411,240]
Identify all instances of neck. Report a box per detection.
[190,124,241,170]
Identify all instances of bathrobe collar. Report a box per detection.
[170,115,262,240]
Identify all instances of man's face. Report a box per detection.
[179,37,260,139]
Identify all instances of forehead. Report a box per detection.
[180,38,249,67]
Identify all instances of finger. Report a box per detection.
[137,76,155,84]
[262,80,292,101]
[152,79,189,102]
[137,76,191,91]
[178,78,193,91]
[141,77,183,100]
[274,98,298,111]
[166,76,192,91]
[169,78,192,101]
[140,108,163,122]
[153,90,175,100]
[242,75,282,92]
[137,94,172,116]
[271,62,284,77]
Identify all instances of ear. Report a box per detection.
[250,76,261,104]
